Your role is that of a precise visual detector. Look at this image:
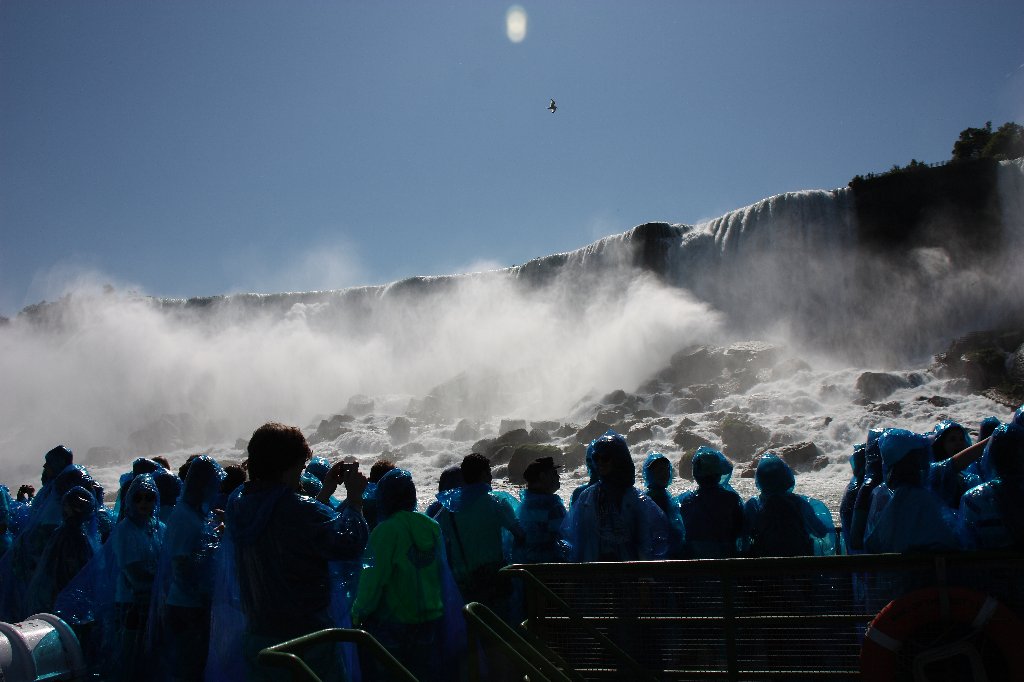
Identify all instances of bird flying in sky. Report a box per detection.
[548,99,557,113]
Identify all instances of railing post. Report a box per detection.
[722,573,739,682]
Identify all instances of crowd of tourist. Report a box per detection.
[0,402,1021,681]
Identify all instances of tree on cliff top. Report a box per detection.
[952,121,1024,162]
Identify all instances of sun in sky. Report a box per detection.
[506,5,527,43]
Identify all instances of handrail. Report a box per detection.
[501,566,660,682]
[257,627,418,682]
[462,601,576,682]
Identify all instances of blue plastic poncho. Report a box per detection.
[147,456,225,681]
[863,430,959,553]
[563,432,667,562]
[154,470,182,524]
[425,465,464,518]
[570,432,606,508]
[743,454,835,557]
[980,416,1001,442]
[1014,404,1024,428]
[513,489,570,564]
[209,477,368,681]
[54,473,165,681]
[958,424,1024,549]
[436,481,523,585]
[678,447,743,559]
[838,444,866,550]
[0,454,78,621]
[925,421,979,510]
[26,486,100,616]
[0,485,12,556]
[847,438,883,552]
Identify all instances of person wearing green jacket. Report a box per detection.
[352,468,463,682]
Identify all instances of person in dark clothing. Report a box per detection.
[224,422,368,682]
[839,443,866,552]
[678,446,744,558]
[425,465,463,519]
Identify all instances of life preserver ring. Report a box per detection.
[860,587,1024,680]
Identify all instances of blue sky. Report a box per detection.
[1,1,1022,317]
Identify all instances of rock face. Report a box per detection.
[720,415,770,461]
[855,372,926,401]
[932,329,1024,407]
[762,441,822,473]
[507,444,564,484]
[387,417,412,444]
[451,419,479,441]
[312,415,354,444]
[346,394,375,416]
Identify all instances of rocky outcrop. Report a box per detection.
[932,329,1024,406]
[507,444,564,484]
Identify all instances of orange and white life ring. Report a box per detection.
[860,587,1024,680]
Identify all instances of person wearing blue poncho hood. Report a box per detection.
[678,446,744,559]
[959,424,1024,549]
[0,485,12,555]
[864,429,959,553]
[570,437,601,508]
[838,443,866,552]
[513,456,570,564]
[848,429,883,552]
[25,486,101,617]
[110,473,166,680]
[435,453,524,610]
[0,445,77,621]
[563,432,665,562]
[224,422,368,682]
[642,452,685,558]
[743,453,834,557]
[352,469,465,682]
[152,455,226,681]
[926,419,981,511]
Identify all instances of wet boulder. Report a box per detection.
[576,420,614,445]
[763,441,821,473]
[452,419,479,441]
[855,372,925,401]
[667,345,723,386]
[507,444,564,484]
[346,394,375,417]
[499,419,528,435]
[312,415,354,444]
[720,415,770,460]
[387,416,412,444]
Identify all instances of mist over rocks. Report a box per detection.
[3,160,1023,509]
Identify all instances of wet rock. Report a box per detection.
[530,420,561,432]
[387,417,412,444]
[499,419,528,435]
[721,342,783,372]
[128,413,210,455]
[1010,343,1024,385]
[689,384,721,406]
[601,389,628,405]
[312,415,354,444]
[529,428,552,443]
[672,427,711,451]
[720,415,771,460]
[576,420,614,445]
[667,345,723,386]
[812,455,830,471]
[771,357,812,379]
[923,395,954,407]
[397,442,425,455]
[633,409,662,420]
[553,423,579,438]
[855,372,911,401]
[346,394,375,417]
[627,422,654,443]
[507,444,564,484]
[473,428,532,462]
[84,446,122,466]
[763,441,821,472]
[595,407,627,425]
[869,401,903,416]
[452,419,479,441]
[651,393,672,412]
[667,396,703,414]
[234,438,249,451]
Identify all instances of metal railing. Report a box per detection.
[511,551,1024,681]
[258,627,417,681]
